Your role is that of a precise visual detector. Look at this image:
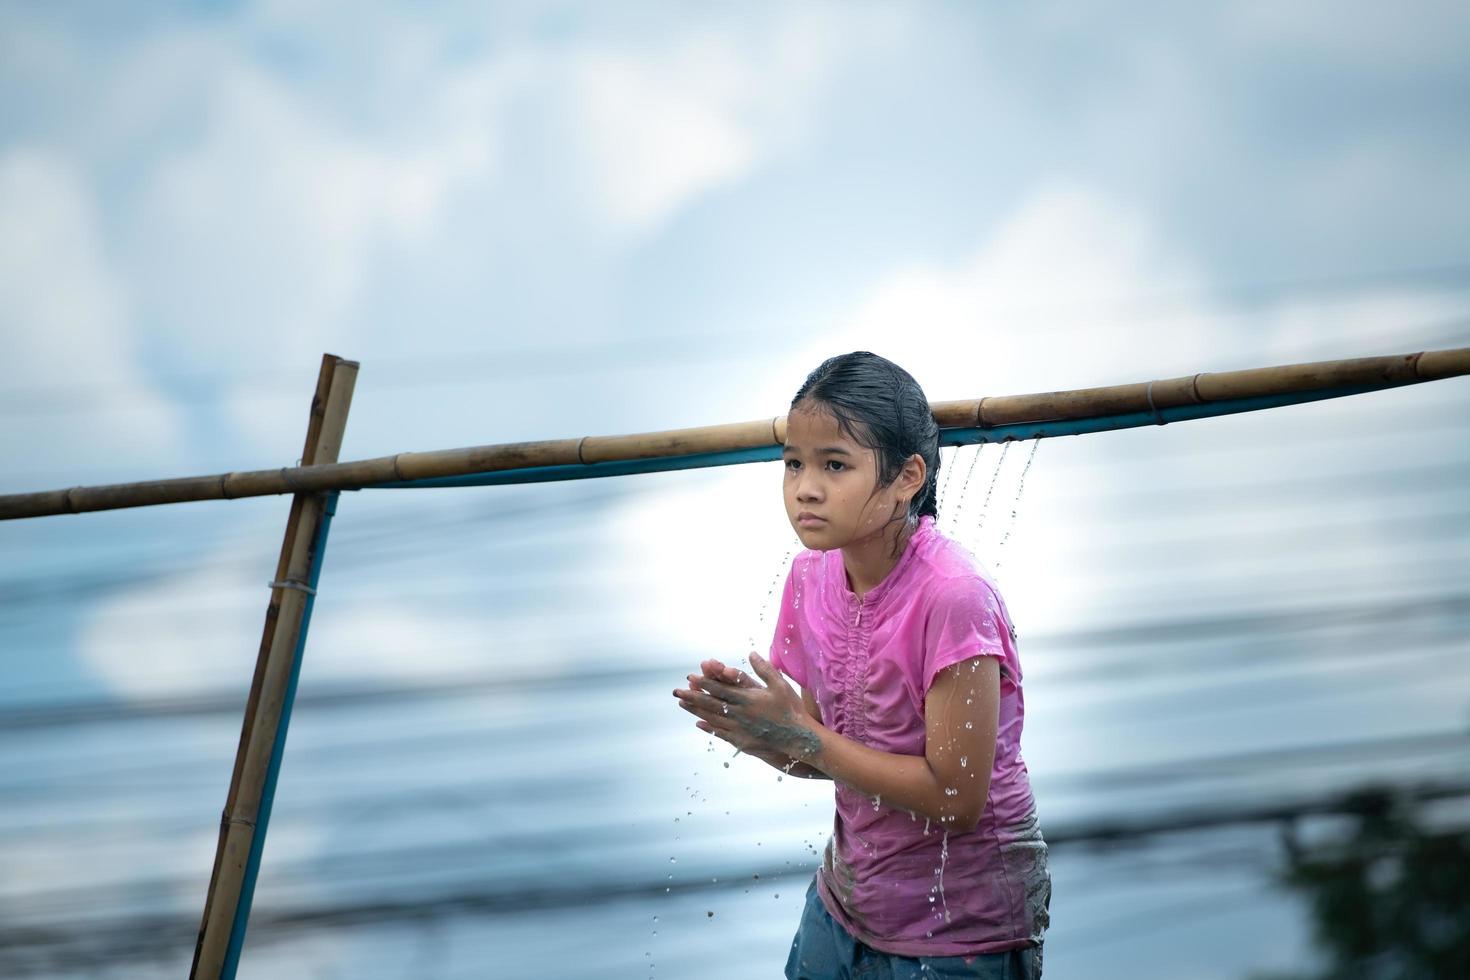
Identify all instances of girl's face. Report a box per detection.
[782,403,912,552]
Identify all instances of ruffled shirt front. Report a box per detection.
[769,516,1049,956]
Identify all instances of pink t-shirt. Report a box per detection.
[769,516,1050,957]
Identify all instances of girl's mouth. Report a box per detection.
[797,513,826,527]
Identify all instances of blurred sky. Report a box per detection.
[2,2,1469,979]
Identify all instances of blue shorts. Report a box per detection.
[785,879,1043,980]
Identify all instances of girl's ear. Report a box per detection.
[899,452,927,501]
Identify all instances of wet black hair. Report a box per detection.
[790,351,941,522]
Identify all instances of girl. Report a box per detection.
[673,351,1050,980]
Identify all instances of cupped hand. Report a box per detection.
[697,657,757,689]
[672,654,820,759]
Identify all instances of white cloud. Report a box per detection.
[79,6,901,458]
[77,556,260,698]
[1257,288,1470,364]
[568,50,757,232]
[1224,0,1470,67]
[75,510,613,699]
[131,58,491,359]
[556,5,903,234]
[834,182,1224,400]
[0,148,184,471]
[76,544,490,698]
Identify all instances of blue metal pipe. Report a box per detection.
[221,490,340,979]
[371,383,1391,492]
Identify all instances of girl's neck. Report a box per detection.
[842,519,917,599]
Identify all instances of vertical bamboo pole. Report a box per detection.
[190,354,358,980]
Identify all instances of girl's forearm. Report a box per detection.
[777,758,831,779]
[750,747,831,779]
[793,721,988,829]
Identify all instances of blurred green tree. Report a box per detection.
[1252,787,1470,980]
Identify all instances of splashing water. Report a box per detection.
[975,442,1011,531]
[949,440,1007,558]
[937,831,952,924]
[994,440,1040,572]
[943,444,986,535]
[935,445,961,515]
[750,547,796,652]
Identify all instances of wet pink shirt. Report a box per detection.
[769,516,1050,957]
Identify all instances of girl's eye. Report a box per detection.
[825,460,846,472]
[784,459,801,471]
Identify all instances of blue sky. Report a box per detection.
[2,3,1468,978]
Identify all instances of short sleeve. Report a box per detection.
[921,575,1008,696]
[768,559,809,689]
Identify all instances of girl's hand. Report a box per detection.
[697,657,755,690]
[672,654,822,761]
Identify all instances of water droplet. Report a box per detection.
[706,911,715,918]
[964,721,973,730]
[669,857,676,863]
[946,444,987,533]
[936,830,953,923]
[996,441,1040,554]
[960,756,968,768]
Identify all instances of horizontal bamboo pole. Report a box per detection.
[2,346,1466,521]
